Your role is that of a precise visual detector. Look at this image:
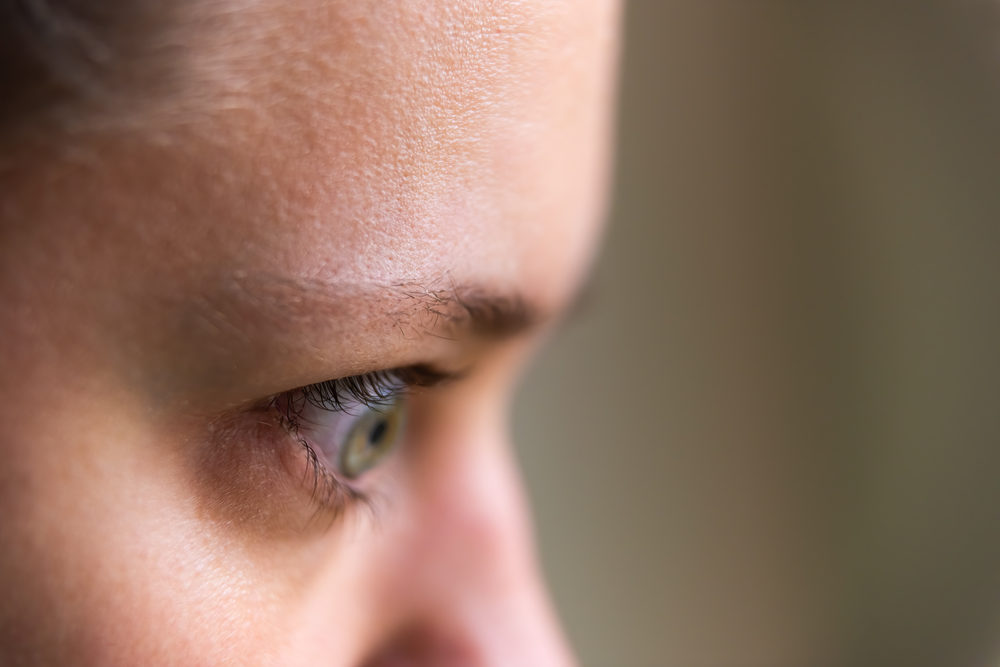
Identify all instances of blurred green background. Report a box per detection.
[514,2,1000,666]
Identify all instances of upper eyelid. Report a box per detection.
[280,363,461,416]
[308,369,409,411]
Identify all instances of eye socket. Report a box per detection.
[338,397,405,479]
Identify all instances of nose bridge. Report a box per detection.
[373,437,576,666]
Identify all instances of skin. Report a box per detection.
[0,1,619,665]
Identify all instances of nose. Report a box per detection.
[362,437,576,667]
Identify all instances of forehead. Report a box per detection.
[150,1,619,311]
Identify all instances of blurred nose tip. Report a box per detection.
[360,567,576,667]
[360,612,576,667]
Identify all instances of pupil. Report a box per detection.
[368,418,388,446]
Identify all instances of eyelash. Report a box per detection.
[270,365,452,517]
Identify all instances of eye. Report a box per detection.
[270,365,454,511]
[298,394,406,480]
[284,389,406,484]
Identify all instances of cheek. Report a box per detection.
[0,399,299,664]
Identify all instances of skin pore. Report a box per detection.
[0,1,619,664]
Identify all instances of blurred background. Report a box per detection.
[514,2,1000,666]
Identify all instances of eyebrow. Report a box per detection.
[151,271,590,402]
[394,284,541,340]
[208,273,547,344]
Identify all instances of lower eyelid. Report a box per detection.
[192,410,311,533]
[191,407,356,535]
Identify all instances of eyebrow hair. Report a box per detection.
[148,271,588,402]
[206,273,546,344]
[394,284,541,340]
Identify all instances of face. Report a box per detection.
[0,1,619,664]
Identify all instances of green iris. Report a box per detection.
[338,396,405,479]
